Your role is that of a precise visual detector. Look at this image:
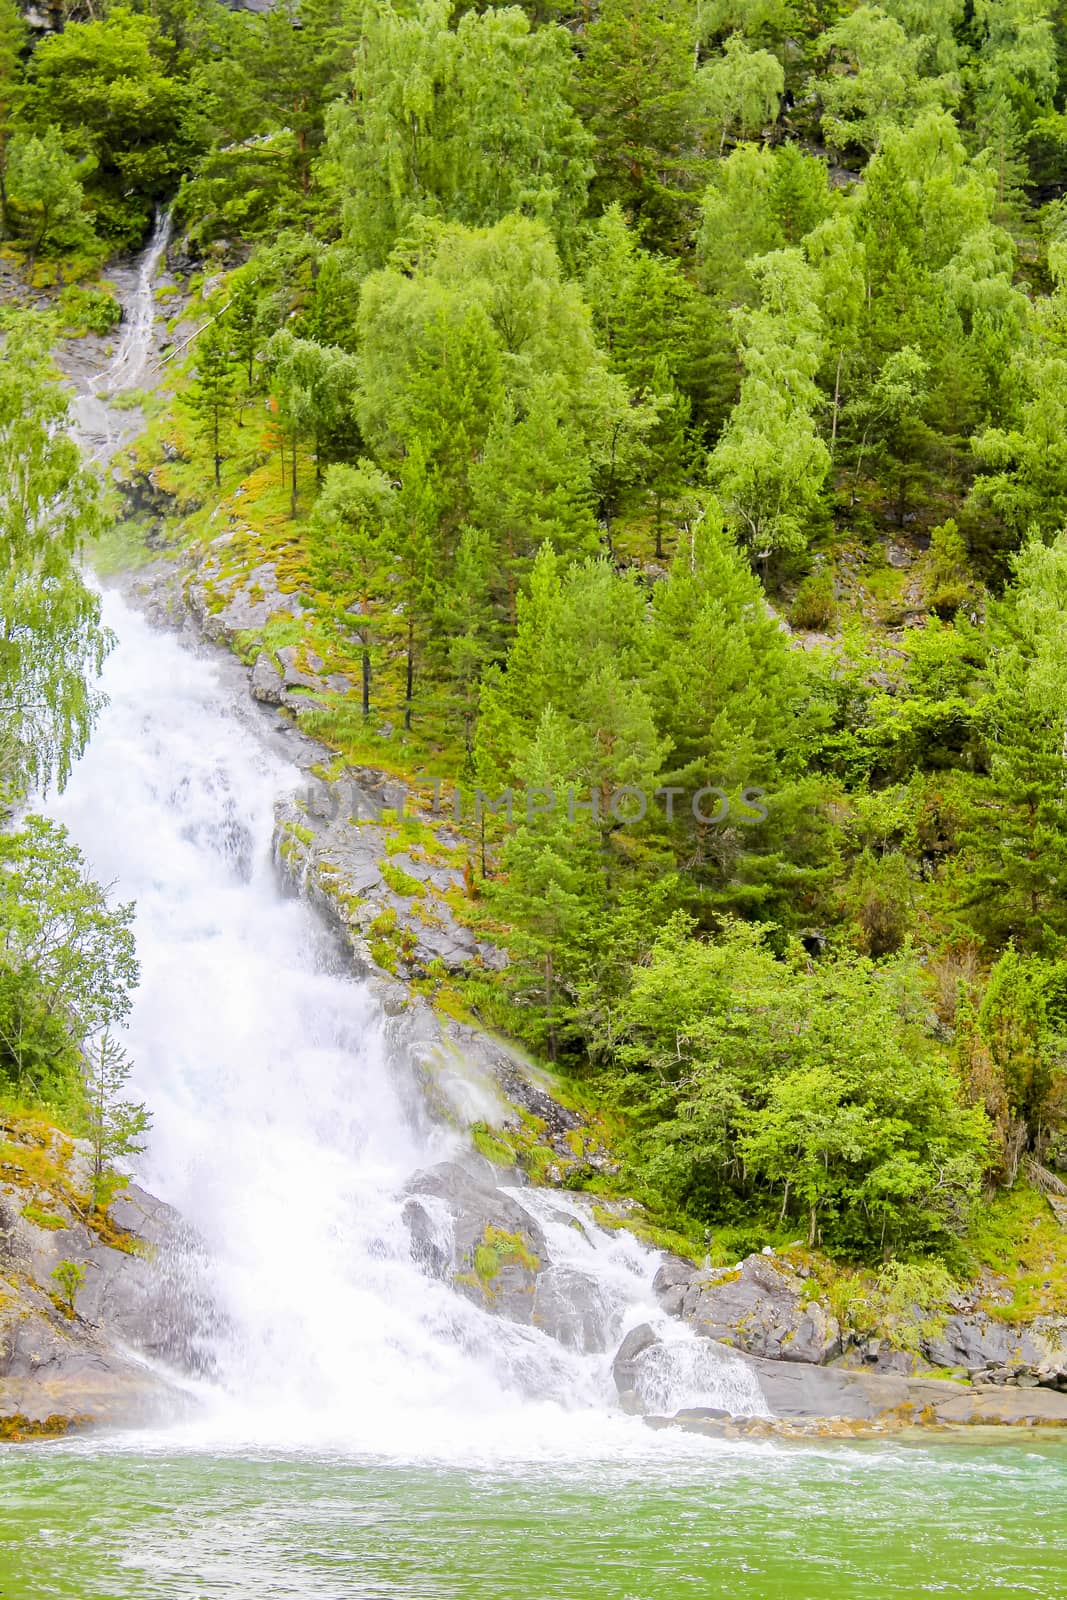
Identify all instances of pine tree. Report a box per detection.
[648,504,804,793]
[576,0,704,250]
[309,461,396,719]
[83,1025,151,1214]
[185,320,236,488]
[954,532,1067,951]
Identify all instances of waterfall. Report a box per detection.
[44,214,767,1460]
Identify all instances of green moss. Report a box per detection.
[471,1122,515,1166]
[473,1243,500,1279]
[20,1204,67,1232]
[0,1413,79,1442]
[472,1224,540,1282]
[381,860,425,898]
[369,906,397,938]
[369,939,399,973]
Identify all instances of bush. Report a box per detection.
[59,283,122,336]
[611,917,990,1258]
[0,965,82,1113]
[920,520,973,619]
[788,566,836,630]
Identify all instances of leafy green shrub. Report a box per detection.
[50,1258,85,1315]
[920,520,972,619]
[612,916,990,1259]
[58,284,122,336]
[788,566,836,630]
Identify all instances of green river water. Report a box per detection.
[2,1435,1066,1600]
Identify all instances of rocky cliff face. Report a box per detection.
[0,1116,211,1437]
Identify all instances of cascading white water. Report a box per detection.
[96,208,174,396]
[43,211,767,1460]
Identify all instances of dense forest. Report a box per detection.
[3,0,1067,1285]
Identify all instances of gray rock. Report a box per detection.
[532,1267,612,1353]
[612,1323,661,1394]
[275,644,349,698]
[922,1313,1064,1374]
[403,1162,548,1326]
[0,1166,213,1434]
[674,1254,842,1364]
[652,1253,696,1317]
[251,650,285,705]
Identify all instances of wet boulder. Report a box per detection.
[921,1313,1067,1376]
[657,1253,842,1365]
[403,1161,549,1326]
[531,1267,613,1353]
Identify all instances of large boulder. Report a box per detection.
[531,1266,612,1353]
[0,1159,212,1435]
[611,1322,662,1396]
[658,1253,842,1364]
[403,1161,549,1326]
[1,1176,214,1378]
[922,1313,1067,1376]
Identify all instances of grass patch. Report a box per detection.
[381,860,425,898]
[471,1121,515,1166]
[962,1185,1067,1320]
[20,1203,68,1232]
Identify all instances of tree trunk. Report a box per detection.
[404,616,414,731]
[545,948,556,1062]
[361,643,370,718]
[830,351,842,456]
[290,433,298,518]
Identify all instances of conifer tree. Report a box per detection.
[185,319,236,488]
[309,461,396,718]
[576,0,704,249]
[955,532,1067,951]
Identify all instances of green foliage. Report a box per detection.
[83,1025,150,1214]
[0,312,109,795]
[50,1257,84,1314]
[27,6,195,243]
[608,917,989,1257]
[58,283,122,336]
[6,126,93,263]
[327,0,592,267]
[576,0,704,249]
[183,318,236,487]
[708,249,830,558]
[700,33,784,153]
[26,0,1067,1285]
[788,566,836,630]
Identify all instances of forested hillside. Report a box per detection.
[4,0,1067,1291]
